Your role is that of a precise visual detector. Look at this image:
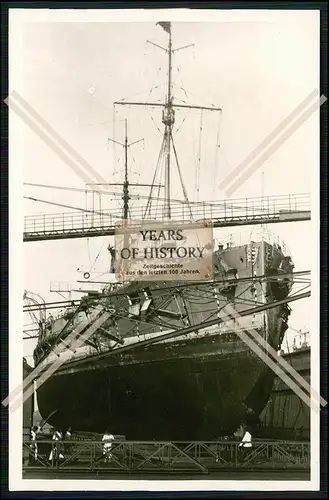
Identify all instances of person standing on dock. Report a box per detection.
[102,431,115,463]
[30,425,40,461]
[49,429,64,463]
[64,427,72,440]
[64,427,73,458]
[238,425,252,460]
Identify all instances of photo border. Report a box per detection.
[1,1,327,497]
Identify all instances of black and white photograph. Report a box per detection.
[6,7,324,492]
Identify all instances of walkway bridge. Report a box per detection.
[24,193,311,242]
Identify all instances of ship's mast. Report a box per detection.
[114,22,222,221]
[108,120,145,222]
[163,25,173,219]
[123,119,130,221]
[108,120,145,261]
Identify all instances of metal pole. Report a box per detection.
[164,29,173,220]
[123,119,130,221]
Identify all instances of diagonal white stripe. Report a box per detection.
[220,303,326,413]
[219,89,319,191]
[2,309,109,409]
[226,94,327,196]
[5,91,108,186]
[9,311,111,413]
[224,303,326,408]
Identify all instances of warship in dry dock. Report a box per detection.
[32,22,295,440]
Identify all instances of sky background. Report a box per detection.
[12,13,318,362]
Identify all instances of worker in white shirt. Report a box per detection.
[64,427,72,439]
[30,425,41,460]
[238,426,252,460]
[102,431,115,463]
[49,430,64,463]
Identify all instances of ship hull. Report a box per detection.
[37,347,275,440]
[34,240,293,439]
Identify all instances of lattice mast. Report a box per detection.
[108,119,145,220]
[163,21,173,219]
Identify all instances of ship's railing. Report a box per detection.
[281,332,310,354]
[49,281,72,293]
[24,193,310,238]
[214,230,292,258]
[23,438,310,473]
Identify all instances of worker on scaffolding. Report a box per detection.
[102,430,115,463]
[49,429,64,463]
[64,426,72,440]
[30,425,41,461]
[238,425,252,461]
[63,427,73,458]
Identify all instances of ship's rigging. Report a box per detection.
[23,291,47,339]
[24,269,310,313]
[113,21,222,220]
[23,22,222,226]
[24,270,310,356]
[23,23,310,239]
[107,119,149,221]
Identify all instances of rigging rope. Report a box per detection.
[112,105,117,177]
[24,196,122,218]
[155,150,165,219]
[115,59,164,141]
[144,134,166,218]
[88,242,106,274]
[25,182,285,210]
[145,107,163,135]
[175,65,189,100]
[170,131,193,219]
[87,238,91,268]
[194,110,204,203]
[174,108,192,134]
[115,81,164,103]
[172,64,196,137]
[212,111,222,194]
